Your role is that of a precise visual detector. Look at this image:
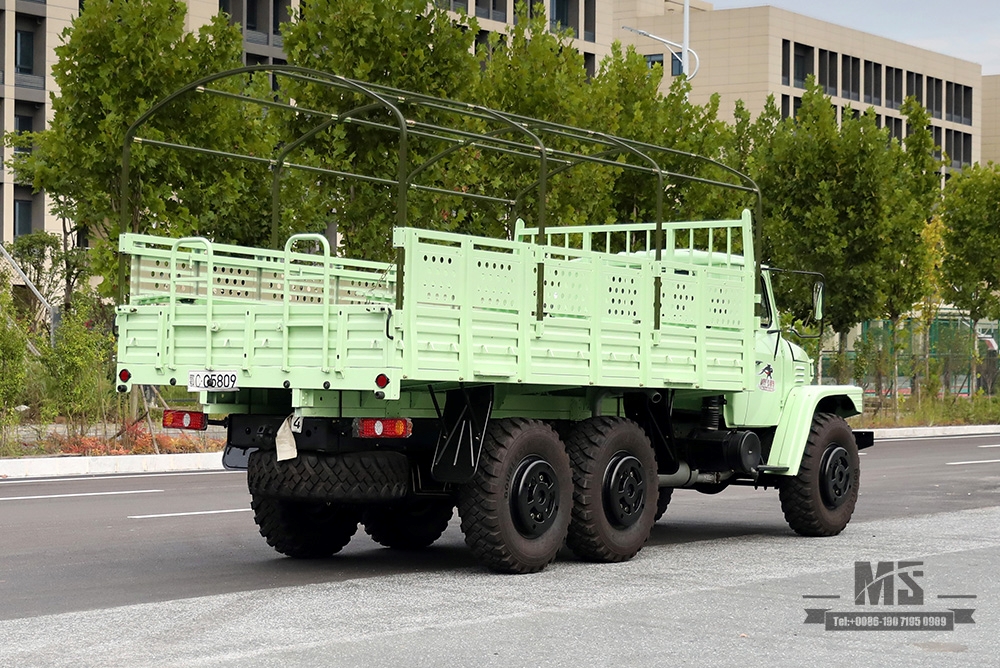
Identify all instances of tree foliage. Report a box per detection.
[754,80,899,350]
[6,0,280,294]
[280,0,480,260]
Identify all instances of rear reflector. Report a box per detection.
[353,418,412,439]
[163,409,208,431]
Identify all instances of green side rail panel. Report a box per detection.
[766,385,864,476]
[117,210,758,400]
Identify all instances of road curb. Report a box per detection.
[872,425,1000,440]
[2,424,999,478]
[0,452,224,479]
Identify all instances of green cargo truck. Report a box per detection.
[115,67,872,573]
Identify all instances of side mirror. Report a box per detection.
[812,281,825,321]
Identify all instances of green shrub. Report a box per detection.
[40,298,116,438]
[0,281,28,455]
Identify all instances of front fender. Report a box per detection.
[766,385,863,476]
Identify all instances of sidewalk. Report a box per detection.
[2,424,999,479]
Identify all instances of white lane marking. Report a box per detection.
[0,489,164,501]
[128,508,252,519]
[945,459,1000,466]
[977,444,1000,448]
[0,471,237,485]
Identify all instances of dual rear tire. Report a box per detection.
[457,416,658,573]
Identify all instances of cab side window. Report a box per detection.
[757,274,773,328]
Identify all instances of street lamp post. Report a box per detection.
[622,0,700,82]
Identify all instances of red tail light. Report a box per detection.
[163,409,208,431]
[118,369,132,382]
[375,373,390,389]
[353,418,412,439]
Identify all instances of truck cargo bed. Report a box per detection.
[116,211,757,400]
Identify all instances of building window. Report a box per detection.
[927,77,943,119]
[945,129,973,167]
[671,53,683,77]
[584,52,595,79]
[273,0,290,34]
[781,39,790,86]
[14,115,33,153]
[781,94,790,119]
[245,0,258,30]
[932,125,942,158]
[793,96,803,117]
[645,53,664,70]
[906,72,923,105]
[219,0,230,14]
[14,200,32,237]
[583,0,594,41]
[551,0,578,34]
[864,61,882,106]
[793,43,813,89]
[885,67,903,109]
[15,30,34,75]
[841,55,860,101]
[818,49,837,96]
[947,82,973,126]
[887,116,903,141]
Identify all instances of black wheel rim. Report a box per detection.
[511,456,560,538]
[819,444,853,509]
[603,451,646,528]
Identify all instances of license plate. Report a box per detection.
[187,370,239,392]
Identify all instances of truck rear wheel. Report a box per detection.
[564,417,658,562]
[458,418,572,574]
[363,499,455,550]
[654,487,673,521]
[251,493,360,558]
[778,413,860,537]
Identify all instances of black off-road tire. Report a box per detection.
[251,493,360,558]
[564,417,658,562]
[458,418,572,574]
[363,499,455,550]
[247,449,409,501]
[654,487,673,522]
[778,413,860,537]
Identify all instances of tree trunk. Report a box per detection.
[970,318,979,397]
[890,316,900,422]
[838,330,849,384]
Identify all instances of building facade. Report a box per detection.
[1,0,997,245]
[619,1,984,168]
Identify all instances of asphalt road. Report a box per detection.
[1,434,998,667]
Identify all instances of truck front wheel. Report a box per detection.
[458,418,572,574]
[565,417,658,562]
[251,494,360,558]
[778,413,860,537]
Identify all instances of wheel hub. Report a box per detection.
[511,457,560,538]
[603,452,646,528]
[819,445,853,509]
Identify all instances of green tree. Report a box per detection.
[756,80,898,380]
[6,0,278,294]
[941,163,1000,392]
[281,0,480,260]
[881,98,941,412]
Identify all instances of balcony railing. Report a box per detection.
[15,74,45,90]
[245,30,268,45]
